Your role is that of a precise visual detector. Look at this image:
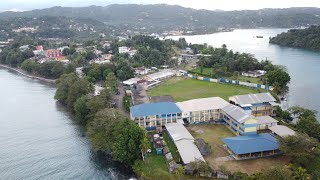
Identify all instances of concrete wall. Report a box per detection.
[183,73,271,91]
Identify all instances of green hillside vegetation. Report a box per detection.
[270,25,320,50]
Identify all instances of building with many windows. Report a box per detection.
[229,93,277,117]
[130,102,182,130]
[222,104,258,136]
[176,97,229,124]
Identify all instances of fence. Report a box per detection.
[183,73,272,91]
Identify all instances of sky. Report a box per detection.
[1,0,320,12]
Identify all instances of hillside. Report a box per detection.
[1,5,320,34]
[269,25,320,50]
[0,16,113,40]
[0,4,320,40]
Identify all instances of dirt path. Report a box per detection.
[113,85,130,117]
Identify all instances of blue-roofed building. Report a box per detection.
[222,133,281,160]
[130,102,182,130]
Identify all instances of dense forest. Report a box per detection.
[0,16,113,40]
[1,5,320,34]
[270,25,320,50]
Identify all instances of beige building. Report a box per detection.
[176,97,229,123]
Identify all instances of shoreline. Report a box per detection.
[0,64,56,84]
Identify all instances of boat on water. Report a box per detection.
[256,36,264,38]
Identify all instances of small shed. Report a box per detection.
[256,116,278,130]
[269,125,296,138]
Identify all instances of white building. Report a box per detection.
[146,69,176,81]
[176,97,229,123]
[269,125,296,138]
[256,116,279,130]
[165,123,205,164]
[118,46,130,54]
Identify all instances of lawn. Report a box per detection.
[135,152,177,180]
[187,124,290,175]
[147,77,262,101]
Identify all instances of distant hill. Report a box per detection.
[1,4,320,37]
[2,5,320,27]
[270,25,320,50]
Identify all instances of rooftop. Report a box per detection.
[122,78,142,85]
[146,69,176,80]
[222,133,279,155]
[269,125,296,138]
[222,104,254,123]
[130,102,181,117]
[257,116,279,125]
[229,93,276,105]
[176,97,229,112]
[165,123,205,164]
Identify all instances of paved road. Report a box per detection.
[113,85,130,117]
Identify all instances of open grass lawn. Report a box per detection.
[137,152,177,180]
[148,77,261,101]
[187,124,290,175]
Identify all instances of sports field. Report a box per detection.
[148,77,262,101]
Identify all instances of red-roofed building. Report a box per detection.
[36,45,44,50]
[45,49,63,58]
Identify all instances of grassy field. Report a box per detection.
[135,152,177,180]
[147,77,262,101]
[190,67,213,77]
[187,124,290,175]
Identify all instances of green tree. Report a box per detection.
[20,59,38,73]
[105,72,118,93]
[258,167,292,180]
[292,167,309,180]
[66,78,93,111]
[54,73,78,104]
[266,67,291,88]
[74,95,90,125]
[112,119,145,165]
[87,108,126,151]
[279,133,320,167]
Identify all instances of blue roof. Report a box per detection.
[222,133,279,155]
[130,102,182,117]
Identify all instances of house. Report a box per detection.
[242,70,266,78]
[256,116,278,130]
[222,104,258,136]
[222,133,281,160]
[118,46,130,54]
[145,69,176,81]
[176,97,229,124]
[101,54,113,61]
[269,125,296,138]
[19,45,29,51]
[45,49,63,59]
[134,67,151,75]
[122,78,142,86]
[229,93,277,117]
[36,45,44,50]
[130,102,182,130]
[165,123,205,164]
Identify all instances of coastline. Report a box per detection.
[0,64,56,84]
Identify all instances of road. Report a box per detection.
[113,85,130,117]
